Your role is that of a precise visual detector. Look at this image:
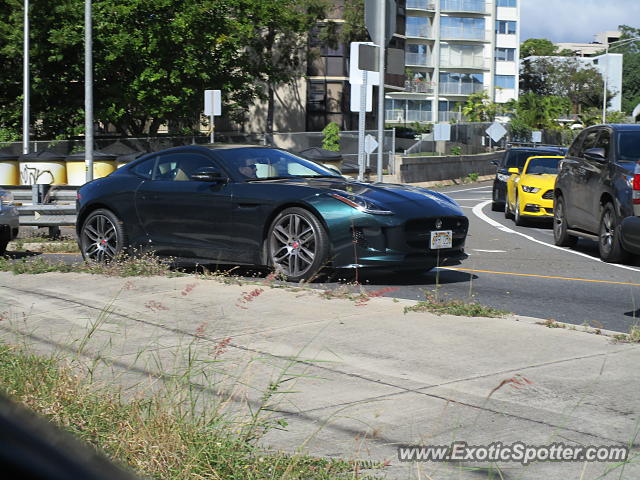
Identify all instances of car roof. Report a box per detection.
[584,124,640,132]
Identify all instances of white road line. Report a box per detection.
[452,198,492,201]
[473,249,507,253]
[441,186,493,194]
[472,200,640,273]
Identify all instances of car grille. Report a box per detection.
[542,190,554,200]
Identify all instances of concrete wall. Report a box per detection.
[399,151,502,183]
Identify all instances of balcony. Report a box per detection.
[438,111,463,122]
[405,80,435,94]
[405,53,432,67]
[406,25,431,38]
[406,0,435,9]
[439,27,490,41]
[386,109,433,123]
[439,57,490,69]
[440,0,488,13]
[439,82,485,95]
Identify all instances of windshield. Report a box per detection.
[617,132,640,161]
[525,157,561,175]
[214,148,341,181]
[505,150,560,169]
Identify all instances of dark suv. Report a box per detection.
[554,124,640,262]
[491,146,567,211]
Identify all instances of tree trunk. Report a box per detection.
[266,83,275,135]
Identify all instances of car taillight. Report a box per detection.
[76,192,81,201]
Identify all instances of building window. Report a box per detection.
[495,47,516,62]
[440,0,486,13]
[439,72,484,95]
[495,20,516,35]
[495,75,516,89]
[385,99,432,123]
[440,16,486,40]
[406,16,430,37]
[441,44,485,68]
[497,0,516,6]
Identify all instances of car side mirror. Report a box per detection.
[584,148,606,162]
[190,169,226,183]
[508,168,520,174]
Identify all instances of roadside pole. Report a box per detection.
[204,90,222,145]
[358,71,367,181]
[376,0,385,183]
[23,0,29,155]
[84,0,94,182]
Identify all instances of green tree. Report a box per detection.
[520,38,558,58]
[507,93,570,129]
[615,25,640,115]
[321,121,340,151]
[461,92,499,122]
[520,57,611,113]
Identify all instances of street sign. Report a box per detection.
[365,0,396,46]
[365,134,378,154]
[486,122,507,143]
[531,131,542,143]
[204,90,221,116]
[358,44,379,72]
[349,42,380,86]
[434,123,451,142]
[350,83,373,112]
[386,48,404,75]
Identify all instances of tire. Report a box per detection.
[0,228,9,255]
[491,187,503,212]
[267,207,330,282]
[598,203,629,263]
[79,208,128,263]
[504,198,514,220]
[553,195,577,247]
[514,195,526,227]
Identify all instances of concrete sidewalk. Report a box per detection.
[0,271,638,479]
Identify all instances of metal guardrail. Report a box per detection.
[3,186,78,229]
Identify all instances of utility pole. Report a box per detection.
[376,0,386,183]
[85,0,94,182]
[23,0,29,155]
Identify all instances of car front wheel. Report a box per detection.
[553,196,577,247]
[80,209,128,263]
[599,203,629,263]
[267,207,330,282]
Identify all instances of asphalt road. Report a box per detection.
[31,180,640,333]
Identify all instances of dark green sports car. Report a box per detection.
[76,145,468,281]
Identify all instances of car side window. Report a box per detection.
[567,132,585,157]
[154,153,220,181]
[131,156,157,179]
[578,130,599,157]
[595,130,610,159]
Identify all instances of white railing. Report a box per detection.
[440,0,488,13]
[439,57,490,69]
[385,110,433,122]
[439,27,490,41]
[406,25,431,38]
[406,0,435,9]
[405,53,431,66]
[439,82,485,95]
[405,80,435,94]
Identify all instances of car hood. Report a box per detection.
[520,173,557,190]
[257,177,464,215]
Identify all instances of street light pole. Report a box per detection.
[376,0,386,183]
[23,0,29,155]
[85,0,94,182]
[601,36,640,123]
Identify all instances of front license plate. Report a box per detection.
[430,230,453,249]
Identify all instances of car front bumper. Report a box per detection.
[517,191,554,218]
[621,216,640,255]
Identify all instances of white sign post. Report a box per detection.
[204,89,222,143]
[350,42,379,181]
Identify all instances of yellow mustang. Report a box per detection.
[505,155,564,226]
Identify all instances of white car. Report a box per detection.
[0,189,19,255]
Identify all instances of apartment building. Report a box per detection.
[385,0,520,125]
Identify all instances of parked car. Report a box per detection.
[0,188,19,255]
[554,124,640,262]
[76,145,469,281]
[504,155,564,226]
[491,146,567,211]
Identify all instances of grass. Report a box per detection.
[613,325,640,343]
[404,292,508,318]
[0,343,384,479]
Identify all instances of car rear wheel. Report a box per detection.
[267,207,330,282]
[553,196,577,247]
[599,203,629,263]
[0,228,10,255]
[80,209,128,263]
[504,198,513,220]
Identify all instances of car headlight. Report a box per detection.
[497,173,510,182]
[521,185,540,193]
[329,193,393,215]
[0,190,13,205]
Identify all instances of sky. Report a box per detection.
[520,0,640,43]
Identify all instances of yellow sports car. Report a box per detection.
[505,155,564,226]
